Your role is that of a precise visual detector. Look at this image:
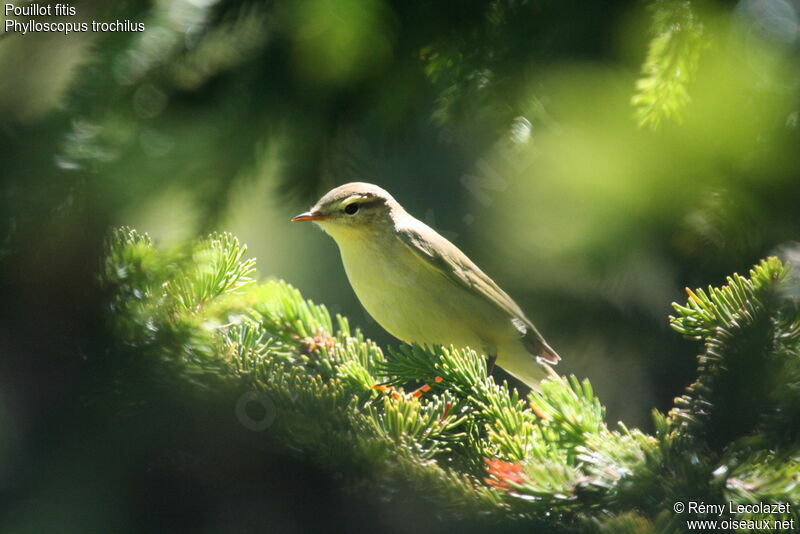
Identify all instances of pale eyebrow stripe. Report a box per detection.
[341,196,385,209]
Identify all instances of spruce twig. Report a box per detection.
[102,228,800,532]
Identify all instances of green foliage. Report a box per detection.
[169,232,257,312]
[632,0,706,128]
[668,258,797,448]
[103,229,800,532]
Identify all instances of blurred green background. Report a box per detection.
[1,0,799,532]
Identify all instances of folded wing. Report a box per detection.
[396,220,560,364]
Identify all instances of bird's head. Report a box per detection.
[291,182,401,242]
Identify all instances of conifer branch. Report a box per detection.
[632,0,705,128]
[101,228,800,531]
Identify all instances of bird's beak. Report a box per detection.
[291,211,327,222]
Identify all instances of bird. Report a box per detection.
[291,182,559,387]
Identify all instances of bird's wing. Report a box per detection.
[396,220,559,364]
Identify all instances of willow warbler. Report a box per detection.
[291,182,559,387]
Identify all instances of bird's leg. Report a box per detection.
[486,354,497,375]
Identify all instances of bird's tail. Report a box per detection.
[499,346,559,390]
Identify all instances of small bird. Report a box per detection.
[291,182,559,387]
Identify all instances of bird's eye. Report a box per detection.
[344,203,359,215]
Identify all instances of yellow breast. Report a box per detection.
[329,226,496,352]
